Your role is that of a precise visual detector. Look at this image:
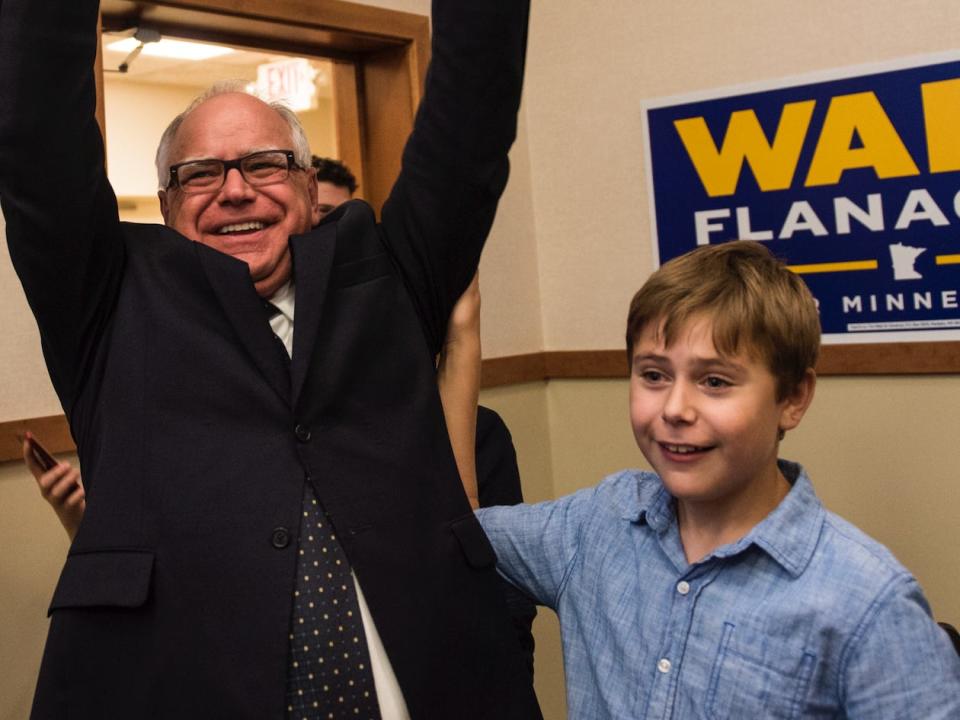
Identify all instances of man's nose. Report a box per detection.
[219,167,256,202]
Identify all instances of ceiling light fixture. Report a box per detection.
[107,36,235,62]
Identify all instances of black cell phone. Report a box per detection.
[17,432,59,472]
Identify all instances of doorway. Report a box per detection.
[97,0,431,218]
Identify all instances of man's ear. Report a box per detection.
[779,368,816,434]
[159,190,170,225]
[308,177,321,227]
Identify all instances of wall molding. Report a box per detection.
[4,344,958,463]
[0,415,74,466]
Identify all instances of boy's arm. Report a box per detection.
[840,575,960,718]
[437,273,481,509]
[476,487,596,610]
[22,439,85,542]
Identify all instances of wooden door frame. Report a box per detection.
[99,0,430,212]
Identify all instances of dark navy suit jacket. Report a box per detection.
[0,0,539,717]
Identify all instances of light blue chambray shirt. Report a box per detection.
[477,461,960,719]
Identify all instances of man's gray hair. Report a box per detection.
[155,80,313,189]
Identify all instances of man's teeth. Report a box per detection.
[218,221,265,234]
[664,443,703,454]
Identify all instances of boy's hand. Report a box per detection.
[22,437,86,541]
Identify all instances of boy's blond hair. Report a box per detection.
[626,240,820,400]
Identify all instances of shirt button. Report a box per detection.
[657,658,672,674]
[676,581,690,595]
[271,527,291,549]
[294,424,312,442]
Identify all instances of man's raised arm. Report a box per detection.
[380,0,530,356]
[0,0,125,411]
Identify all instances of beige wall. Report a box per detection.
[506,2,960,713]
[3,1,960,719]
[104,79,201,196]
[0,454,75,720]
[524,0,960,350]
[0,214,64,423]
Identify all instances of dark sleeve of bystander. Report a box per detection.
[476,405,538,679]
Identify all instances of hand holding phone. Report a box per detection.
[17,431,59,472]
[18,431,86,541]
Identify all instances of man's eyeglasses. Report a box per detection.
[166,150,301,194]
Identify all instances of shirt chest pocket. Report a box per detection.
[705,621,816,720]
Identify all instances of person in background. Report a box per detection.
[311,155,357,219]
[475,240,960,718]
[475,406,537,677]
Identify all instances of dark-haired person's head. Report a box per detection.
[311,156,357,218]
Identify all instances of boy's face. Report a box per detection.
[629,315,813,513]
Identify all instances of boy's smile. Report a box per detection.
[629,315,814,534]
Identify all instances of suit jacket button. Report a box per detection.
[294,424,312,442]
[271,527,291,549]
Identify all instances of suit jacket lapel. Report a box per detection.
[290,224,337,403]
[195,242,291,404]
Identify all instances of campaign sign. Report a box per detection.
[642,53,960,343]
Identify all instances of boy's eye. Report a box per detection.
[640,369,666,383]
[703,376,731,389]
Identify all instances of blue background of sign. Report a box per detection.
[644,59,960,340]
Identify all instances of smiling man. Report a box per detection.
[0,0,538,718]
[157,91,319,299]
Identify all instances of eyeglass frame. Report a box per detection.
[165,149,303,193]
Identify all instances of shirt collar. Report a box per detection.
[268,280,296,324]
[735,460,825,577]
[628,460,825,578]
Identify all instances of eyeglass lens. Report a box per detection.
[175,151,292,192]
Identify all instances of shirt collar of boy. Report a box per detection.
[629,460,825,577]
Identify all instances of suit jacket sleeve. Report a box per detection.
[0,0,124,416]
[379,0,530,356]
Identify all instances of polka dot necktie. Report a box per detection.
[261,302,381,719]
[285,488,382,719]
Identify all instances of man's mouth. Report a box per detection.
[216,221,267,235]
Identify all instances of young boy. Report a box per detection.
[476,240,960,718]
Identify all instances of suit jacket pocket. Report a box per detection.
[449,513,497,569]
[48,549,155,615]
[333,252,394,288]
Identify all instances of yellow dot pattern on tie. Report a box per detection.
[285,490,381,719]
